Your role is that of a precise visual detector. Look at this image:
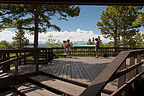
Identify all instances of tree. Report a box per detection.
[104,41,114,47]
[12,24,29,49]
[87,37,95,45]
[45,35,61,48]
[86,36,104,47]
[87,38,92,45]
[97,6,142,48]
[121,32,144,48]
[0,40,13,48]
[133,10,144,27]
[70,42,73,47]
[97,36,104,47]
[0,4,80,48]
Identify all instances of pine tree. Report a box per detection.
[121,32,144,48]
[87,38,92,45]
[45,35,61,48]
[0,40,13,49]
[97,6,142,48]
[97,36,104,47]
[134,10,144,27]
[0,4,80,48]
[12,23,29,49]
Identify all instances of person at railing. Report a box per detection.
[63,40,67,55]
[65,39,71,57]
[95,38,99,58]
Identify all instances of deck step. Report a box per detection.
[29,75,86,96]
[14,82,58,96]
[101,93,110,96]
[0,90,19,96]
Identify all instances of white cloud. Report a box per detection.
[0,29,15,43]
[0,28,112,44]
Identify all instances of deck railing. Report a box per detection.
[0,48,54,74]
[24,48,53,64]
[80,49,144,96]
[1,47,143,73]
[0,49,35,74]
[52,47,144,57]
[1,47,143,74]
[1,48,144,95]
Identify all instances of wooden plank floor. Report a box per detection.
[0,57,114,80]
[0,64,36,79]
[14,82,58,96]
[0,57,117,91]
[40,57,115,85]
[30,75,86,96]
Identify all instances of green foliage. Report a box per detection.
[121,32,144,48]
[87,37,95,45]
[97,36,104,47]
[97,6,142,47]
[45,35,61,48]
[0,40,13,48]
[87,38,92,45]
[87,36,104,47]
[12,22,29,49]
[70,42,73,47]
[133,8,144,27]
[104,41,114,47]
[12,29,29,49]
[0,4,80,48]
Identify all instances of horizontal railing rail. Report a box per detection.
[0,48,54,73]
[0,53,32,66]
[52,47,144,57]
[80,49,144,96]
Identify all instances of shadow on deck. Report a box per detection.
[40,57,115,84]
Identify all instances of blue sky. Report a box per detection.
[49,5,144,34]
[49,5,106,35]
[1,5,144,44]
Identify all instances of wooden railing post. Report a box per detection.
[24,51,26,65]
[6,53,10,71]
[134,54,142,96]
[48,48,50,62]
[118,60,126,88]
[3,53,10,73]
[128,57,135,80]
[45,49,48,64]
[35,48,39,73]
[136,55,141,74]
[19,51,22,65]
[51,48,53,61]
[118,60,126,96]
[15,52,18,76]
[2,53,7,72]
[126,56,135,96]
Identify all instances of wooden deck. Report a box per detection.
[39,57,117,91]
[1,56,144,95]
[0,57,115,80]
[0,64,36,79]
[0,57,117,95]
[40,57,115,84]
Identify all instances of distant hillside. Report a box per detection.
[72,41,87,46]
[38,41,87,48]
[38,43,47,48]
[37,41,107,48]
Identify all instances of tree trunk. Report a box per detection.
[114,35,117,48]
[34,8,39,73]
[113,23,118,56]
[113,34,117,55]
[34,8,39,49]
